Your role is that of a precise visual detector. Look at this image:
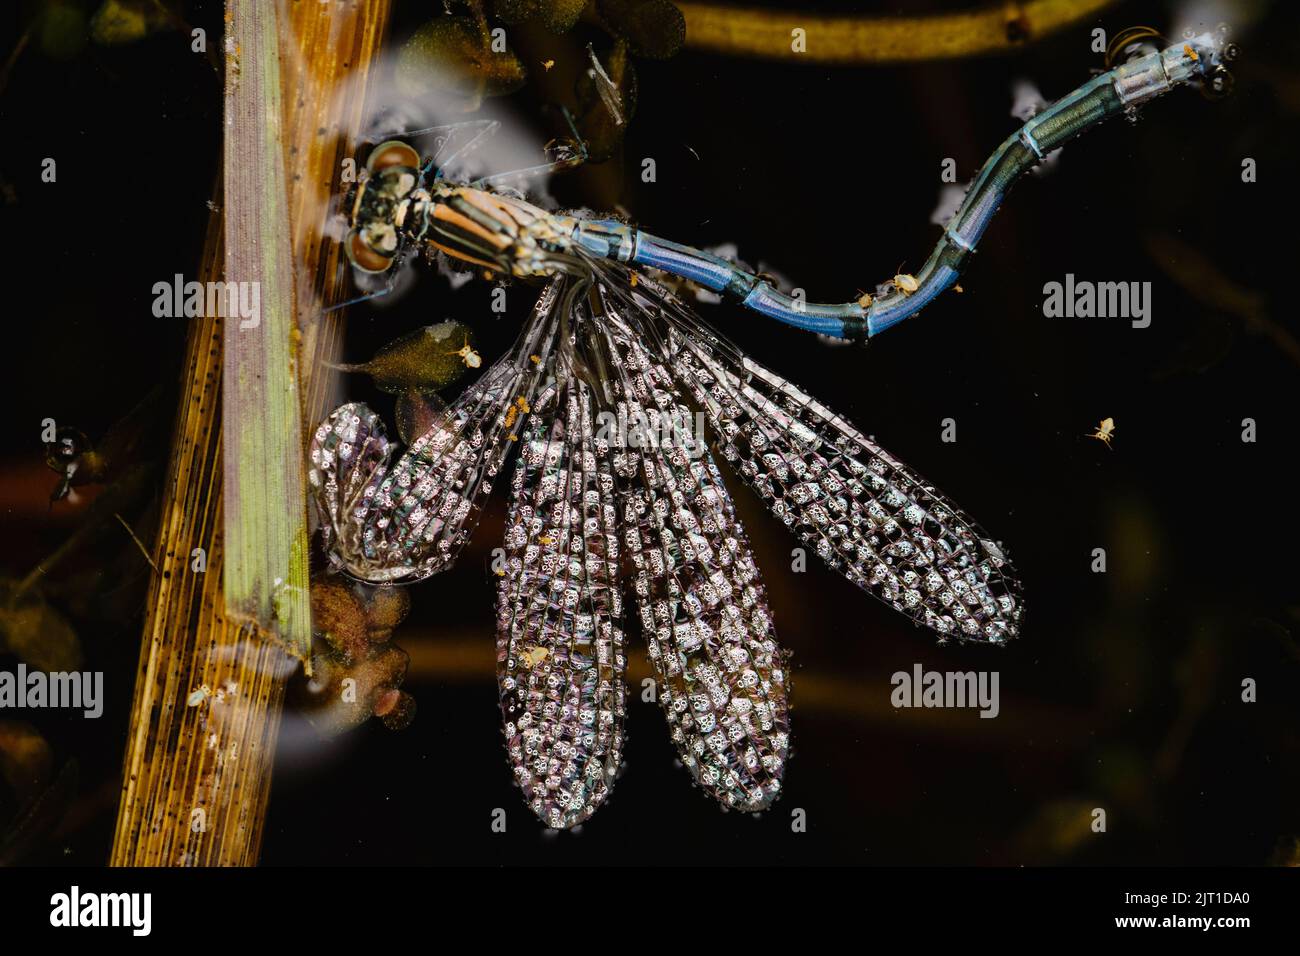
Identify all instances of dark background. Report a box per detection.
[1,0,1297,865]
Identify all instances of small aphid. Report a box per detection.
[447,334,482,369]
[538,536,554,545]
[629,273,639,287]
[542,59,555,71]
[856,291,873,308]
[529,354,541,365]
[187,684,213,707]
[1086,417,1116,450]
[894,273,919,294]
[1184,44,1198,61]
[954,283,964,293]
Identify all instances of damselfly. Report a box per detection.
[308,32,1233,827]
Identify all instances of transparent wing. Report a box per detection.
[307,402,394,564]
[496,373,627,829]
[585,254,1024,643]
[593,290,790,813]
[307,279,565,582]
[351,53,566,189]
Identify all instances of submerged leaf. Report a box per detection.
[299,644,411,737]
[333,321,478,393]
[394,388,451,445]
[0,759,77,866]
[493,0,584,33]
[0,723,53,809]
[309,577,411,660]
[597,0,685,59]
[375,689,416,729]
[310,578,370,663]
[364,585,410,642]
[396,16,527,101]
[90,0,171,45]
[540,0,586,33]
[0,583,83,672]
[39,2,88,60]
[493,0,543,25]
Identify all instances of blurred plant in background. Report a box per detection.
[393,0,683,157]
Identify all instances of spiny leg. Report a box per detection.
[470,108,588,189]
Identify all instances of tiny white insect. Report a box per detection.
[448,334,482,369]
[1086,416,1116,450]
[893,273,920,294]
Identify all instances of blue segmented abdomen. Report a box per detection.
[569,35,1226,342]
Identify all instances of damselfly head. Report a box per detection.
[344,140,426,275]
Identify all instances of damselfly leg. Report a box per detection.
[470,108,588,188]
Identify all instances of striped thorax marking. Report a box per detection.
[425,184,575,278]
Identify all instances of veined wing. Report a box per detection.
[496,368,626,829]
[586,255,1023,643]
[594,289,790,812]
[308,279,564,583]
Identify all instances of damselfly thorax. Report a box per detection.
[346,140,578,282]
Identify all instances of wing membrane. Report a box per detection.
[496,372,627,829]
[595,293,790,812]
[587,257,1023,643]
[308,279,564,582]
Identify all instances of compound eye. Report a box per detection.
[346,229,395,274]
[367,140,421,173]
